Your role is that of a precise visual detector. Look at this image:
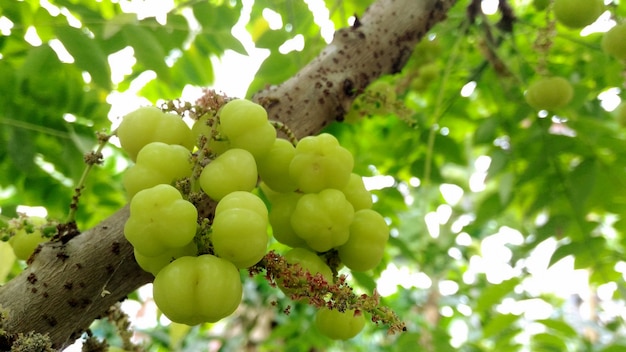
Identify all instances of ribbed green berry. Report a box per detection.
[117,107,193,161]
[525,77,573,111]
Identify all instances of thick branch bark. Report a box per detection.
[0,0,456,349]
[0,206,153,350]
[254,0,456,137]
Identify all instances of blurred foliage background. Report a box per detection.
[1,0,626,351]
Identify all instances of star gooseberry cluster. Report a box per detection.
[2,215,56,262]
[115,96,392,339]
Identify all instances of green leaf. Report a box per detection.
[0,0,33,35]
[536,319,577,338]
[548,241,575,268]
[33,6,64,42]
[474,192,503,228]
[171,44,214,87]
[474,118,499,144]
[17,44,59,82]
[549,236,606,268]
[135,15,189,54]
[191,2,245,56]
[531,332,568,351]
[395,332,422,351]
[589,256,622,284]
[388,236,419,262]
[475,277,521,313]
[54,26,111,89]
[247,51,300,97]
[534,214,571,243]
[350,271,377,292]
[434,133,465,165]
[7,127,36,172]
[498,172,515,205]
[122,24,170,81]
[255,28,291,49]
[567,158,596,216]
[103,13,137,40]
[487,148,510,177]
[198,31,247,56]
[161,14,190,51]
[0,60,17,109]
[323,0,373,28]
[482,314,520,338]
[192,1,241,30]
[600,344,626,352]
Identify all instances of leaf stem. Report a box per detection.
[423,20,470,185]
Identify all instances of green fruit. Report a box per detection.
[218,99,277,158]
[342,173,373,211]
[191,114,211,147]
[410,77,428,92]
[256,139,298,193]
[290,189,354,252]
[553,0,603,29]
[279,248,333,295]
[289,133,354,193]
[532,0,550,11]
[602,23,626,61]
[124,184,198,257]
[419,63,439,84]
[8,216,48,261]
[315,308,366,340]
[284,248,333,281]
[117,106,193,161]
[122,142,192,199]
[367,81,397,113]
[191,115,230,154]
[211,208,268,268]
[525,76,573,110]
[215,191,268,221]
[338,209,389,272]
[199,148,258,201]
[268,192,308,248]
[258,181,285,204]
[153,255,242,325]
[412,38,441,64]
[134,241,197,276]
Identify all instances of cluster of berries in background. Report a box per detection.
[116,96,391,339]
[527,0,626,114]
[1,215,54,262]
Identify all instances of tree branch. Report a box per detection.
[0,206,153,350]
[0,0,457,349]
[254,0,456,137]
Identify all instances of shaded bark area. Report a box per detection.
[0,0,457,349]
[0,206,153,350]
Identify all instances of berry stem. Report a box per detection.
[534,1,556,76]
[66,130,114,224]
[189,114,220,193]
[270,120,299,146]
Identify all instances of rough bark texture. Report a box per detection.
[254,0,455,137]
[0,0,457,349]
[0,206,153,350]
